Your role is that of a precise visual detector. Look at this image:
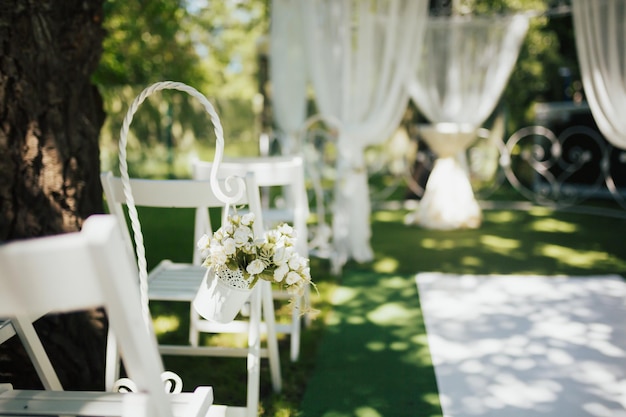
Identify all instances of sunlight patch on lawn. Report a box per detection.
[480,235,521,254]
[355,406,383,417]
[380,275,410,289]
[152,315,180,335]
[373,256,399,273]
[390,341,410,351]
[347,316,367,325]
[367,302,413,325]
[538,244,615,268]
[485,211,518,223]
[422,392,443,410]
[461,255,483,267]
[532,218,578,233]
[331,286,358,305]
[529,206,554,217]
[366,340,386,351]
[421,238,457,250]
[372,210,406,223]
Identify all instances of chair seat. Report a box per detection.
[0,385,213,417]
[148,261,207,302]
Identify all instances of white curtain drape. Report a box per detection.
[270,0,308,153]
[407,15,528,229]
[572,0,626,150]
[300,0,429,271]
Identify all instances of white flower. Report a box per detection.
[222,222,234,235]
[233,227,251,246]
[285,271,302,285]
[197,234,210,249]
[222,238,236,255]
[241,212,255,226]
[246,259,266,275]
[272,245,289,265]
[288,254,305,270]
[209,247,227,265]
[278,223,294,236]
[197,234,210,258]
[273,263,289,282]
[265,229,280,244]
[197,217,314,314]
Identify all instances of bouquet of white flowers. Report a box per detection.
[197,212,313,300]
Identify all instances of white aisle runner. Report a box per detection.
[416,272,626,417]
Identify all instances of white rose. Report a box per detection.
[273,263,289,282]
[222,238,236,255]
[241,212,255,226]
[222,222,234,235]
[288,254,305,270]
[265,229,280,244]
[272,245,289,265]
[210,247,227,265]
[233,227,251,246]
[197,234,210,249]
[246,259,266,275]
[278,223,294,236]
[197,235,210,259]
[285,271,302,285]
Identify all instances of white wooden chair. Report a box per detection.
[0,215,213,417]
[101,82,281,417]
[0,317,62,390]
[192,155,311,362]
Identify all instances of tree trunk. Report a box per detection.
[0,0,107,389]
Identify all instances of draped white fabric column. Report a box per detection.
[407,15,528,230]
[270,0,308,153]
[300,0,429,271]
[572,0,626,150]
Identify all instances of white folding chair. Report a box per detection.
[0,317,62,391]
[0,215,213,417]
[101,172,282,414]
[192,155,311,362]
[101,81,281,417]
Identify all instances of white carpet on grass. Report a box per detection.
[416,272,626,417]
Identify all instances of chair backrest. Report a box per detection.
[100,171,265,269]
[0,215,174,417]
[192,156,309,257]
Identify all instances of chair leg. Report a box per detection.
[246,286,262,417]
[289,297,301,362]
[261,282,282,392]
[105,327,120,391]
[11,316,63,391]
[189,309,200,347]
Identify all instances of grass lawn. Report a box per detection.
[135,200,626,416]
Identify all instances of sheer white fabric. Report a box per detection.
[406,15,528,230]
[300,0,429,270]
[270,0,308,153]
[572,0,626,150]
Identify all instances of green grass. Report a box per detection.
[134,201,626,416]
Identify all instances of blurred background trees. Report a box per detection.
[94,0,269,178]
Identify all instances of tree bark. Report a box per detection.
[0,0,107,389]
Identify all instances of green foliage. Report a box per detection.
[94,0,205,86]
[95,0,268,178]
